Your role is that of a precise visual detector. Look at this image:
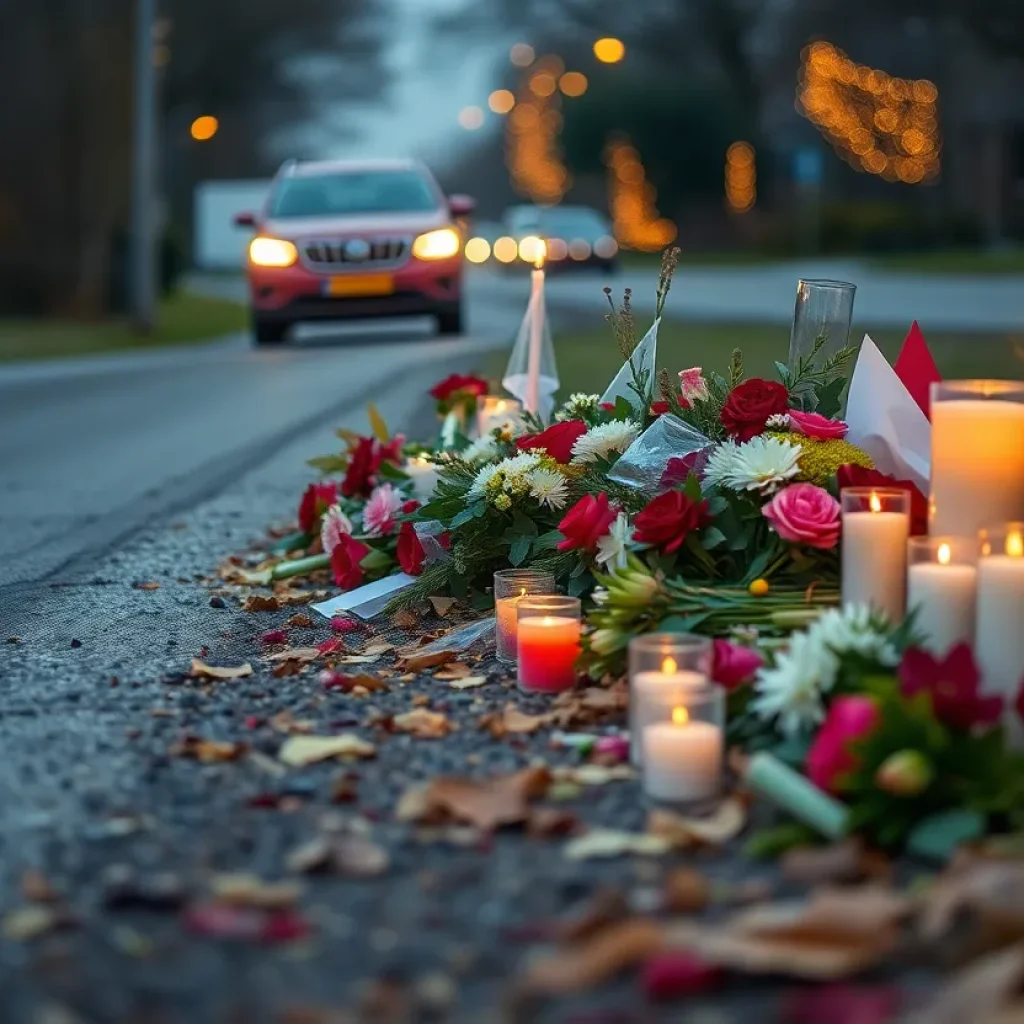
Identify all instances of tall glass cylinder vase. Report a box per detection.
[788,279,857,371]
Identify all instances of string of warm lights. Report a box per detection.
[604,137,677,251]
[725,141,756,213]
[797,41,941,184]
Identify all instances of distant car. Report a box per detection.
[237,158,474,345]
[502,205,619,272]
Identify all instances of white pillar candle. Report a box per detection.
[630,661,705,765]
[403,457,439,501]
[841,491,910,623]
[930,389,1024,538]
[976,529,1024,715]
[642,707,723,803]
[906,541,977,652]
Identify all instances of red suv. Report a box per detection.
[237,159,473,345]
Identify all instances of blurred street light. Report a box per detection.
[593,37,625,64]
[458,106,485,130]
[464,237,491,263]
[529,72,557,97]
[190,115,219,141]
[559,71,588,97]
[492,236,518,263]
[510,42,535,67]
[488,89,515,115]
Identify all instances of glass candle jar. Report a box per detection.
[906,536,978,652]
[493,568,556,664]
[929,381,1024,538]
[976,523,1024,716]
[517,595,581,693]
[628,634,712,766]
[787,279,856,371]
[640,679,725,807]
[477,396,523,437]
[841,487,910,623]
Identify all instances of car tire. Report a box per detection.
[436,303,464,336]
[252,315,288,346]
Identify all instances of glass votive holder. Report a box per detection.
[930,381,1024,538]
[628,633,712,766]
[906,536,978,653]
[477,396,523,437]
[975,523,1024,713]
[494,568,557,664]
[840,487,910,624]
[640,679,725,809]
[787,278,856,370]
[517,595,581,694]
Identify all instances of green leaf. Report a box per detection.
[907,809,986,863]
[682,472,703,502]
[774,360,791,385]
[744,823,820,860]
[534,529,563,552]
[450,507,479,530]
[511,511,539,537]
[509,535,532,566]
[376,461,406,482]
[702,526,727,551]
[306,454,348,475]
[814,377,847,419]
[367,403,390,442]
[567,572,592,597]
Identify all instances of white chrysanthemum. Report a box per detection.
[751,631,840,736]
[527,467,569,510]
[468,462,502,499]
[702,436,802,495]
[765,413,791,430]
[461,434,500,464]
[596,512,634,571]
[556,393,601,421]
[812,605,899,665]
[499,452,541,476]
[570,420,640,464]
[469,451,541,501]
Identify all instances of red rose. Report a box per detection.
[297,482,338,534]
[836,465,928,536]
[899,643,1003,731]
[516,420,587,464]
[658,453,706,490]
[720,379,790,441]
[341,435,404,499]
[806,695,879,794]
[788,409,848,440]
[329,534,371,590]
[429,373,488,401]
[397,521,425,575]
[650,401,671,416]
[557,493,618,554]
[632,490,711,555]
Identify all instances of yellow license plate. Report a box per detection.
[324,273,394,298]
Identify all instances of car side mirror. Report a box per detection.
[234,211,256,228]
[447,194,475,217]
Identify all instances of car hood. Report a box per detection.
[260,209,451,239]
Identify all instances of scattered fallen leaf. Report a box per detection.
[320,671,389,694]
[339,655,382,665]
[912,942,1024,1024]
[527,807,579,838]
[521,919,666,995]
[392,608,420,629]
[132,581,161,591]
[273,584,328,606]
[269,711,315,735]
[782,838,891,887]
[243,594,280,612]
[392,708,453,738]
[3,906,66,942]
[285,613,315,628]
[920,857,1024,943]
[559,764,635,786]
[189,659,253,681]
[564,830,671,861]
[554,888,629,942]
[278,734,376,767]
[209,873,301,909]
[170,736,246,763]
[433,662,472,681]
[265,647,321,665]
[647,797,748,849]
[397,649,456,673]
[21,869,59,904]
[481,703,556,737]
[360,641,394,657]
[449,675,487,690]
[428,596,457,617]
[286,836,389,878]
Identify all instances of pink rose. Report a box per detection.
[763,483,841,550]
[711,639,764,691]
[362,483,404,538]
[678,367,709,403]
[788,409,848,440]
[806,695,879,794]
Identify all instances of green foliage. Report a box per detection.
[777,333,857,413]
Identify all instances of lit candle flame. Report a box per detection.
[542,616,556,626]
[1008,531,1024,558]
[662,656,677,675]
[519,587,527,599]
[672,706,689,726]
[869,492,882,513]
[937,542,951,566]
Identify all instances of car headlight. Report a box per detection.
[412,228,461,261]
[249,237,298,267]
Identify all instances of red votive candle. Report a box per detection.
[516,595,582,693]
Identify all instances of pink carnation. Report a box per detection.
[788,409,848,440]
[806,695,879,794]
[320,505,354,555]
[711,639,764,691]
[678,367,709,403]
[362,484,404,538]
[763,483,841,550]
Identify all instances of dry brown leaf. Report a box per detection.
[338,673,390,694]
[521,918,666,995]
[527,807,580,838]
[392,709,453,739]
[448,675,487,691]
[338,655,381,666]
[665,885,912,980]
[272,584,327,606]
[559,764,634,786]
[910,943,1024,1024]
[646,797,747,849]
[170,736,246,763]
[921,858,1024,943]
[554,888,630,942]
[564,829,671,861]
[287,835,388,877]
[132,581,161,591]
[782,838,891,887]
[243,594,281,612]
[392,608,420,629]
[663,868,711,914]
[433,662,472,681]
[481,703,556,737]
[189,659,253,681]
[265,647,321,665]
[278,734,376,767]
[209,873,301,909]
[21,869,58,904]
[397,649,456,673]
[360,641,394,657]
[428,596,457,617]
[284,613,315,629]
[269,711,316,735]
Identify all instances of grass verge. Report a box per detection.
[869,249,1024,275]
[0,292,247,363]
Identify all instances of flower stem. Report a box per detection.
[270,553,330,581]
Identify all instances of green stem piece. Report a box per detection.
[744,752,849,840]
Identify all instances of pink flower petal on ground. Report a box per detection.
[331,617,359,633]
[260,630,288,646]
[641,952,723,1001]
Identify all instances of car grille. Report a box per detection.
[301,237,410,271]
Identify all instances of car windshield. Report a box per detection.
[269,170,438,218]
[537,209,608,236]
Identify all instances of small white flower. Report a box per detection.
[461,434,500,464]
[527,467,569,510]
[468,452,541,500]
[468,462,502,499]
[595,512,634,571]
[765,413,792,430]
[812,605,899,665]
[702,436,802,495]
[751,630,839,735]
[499,452,541,476]
[556,393,601,421]
[570,420,640,464]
